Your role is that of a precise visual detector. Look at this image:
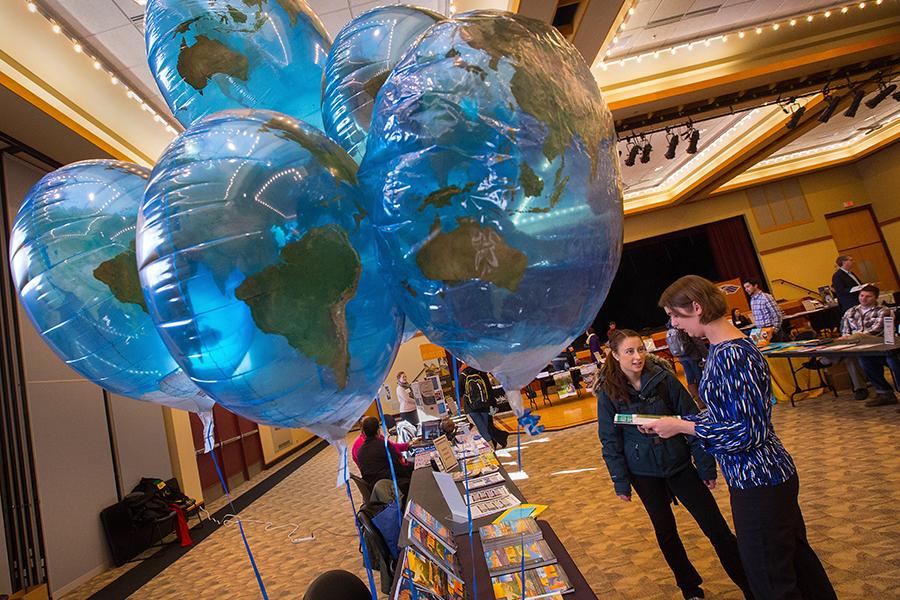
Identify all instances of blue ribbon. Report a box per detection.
[517,409,545,436]
[208,450,269,600]
[374,397,404,524]
[516,421,522,472]
[451,355,461,414]
[520,533,526,599]
[343,478,378,600]
[462,458,478,600]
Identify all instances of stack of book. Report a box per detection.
[396,502,464,600]
[452,453,500,480]
[480,518,573,599]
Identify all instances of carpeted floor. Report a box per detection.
[66,390,900,599]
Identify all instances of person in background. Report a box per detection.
[831,257,873,400]
[564,345,577,369]
[303,570,372,600]
[606,321,618,341]
[356,416,413,498]
[666,319,708,403]
[439,416,459,443]
[395,371,419,428]
[831,255,863,313]
[596,329,752,600]
[351,418,410,468]
[586,327,602,363]
[743,279,785,342]
[839,284,899,407]
[731,308,752,329]
[650,275,836,600]
[460,364,509,450]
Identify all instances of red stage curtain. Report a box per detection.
[705,216,766,290]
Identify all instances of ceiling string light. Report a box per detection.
[20,0,180,137]
[600,1,889,70]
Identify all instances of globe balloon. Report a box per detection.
[138,109,403,442]
[9,160,214,414]
[145,0,330,129]
[322,5,442,162]
[358,11,623,411]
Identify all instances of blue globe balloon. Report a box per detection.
[8,161,214,414]
[358,11,624,406]
[138,109,403,441]
[401,316,419,344]
[322,5,442,163]
[145,0,330,129]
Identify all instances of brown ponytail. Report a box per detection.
[600,329,643,403]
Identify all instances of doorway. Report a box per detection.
[189,405,264,501]
[825,205,899,291]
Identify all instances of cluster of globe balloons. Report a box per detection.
[9,0,623,443]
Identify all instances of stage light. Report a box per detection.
[640,142,652,163]
[845,89,865,117]
[665,133,679,159]
[818,94,842,123]
[624,144,640,166]
[786,105,806,129]
[865,83,897,109]
[686,129,700,154]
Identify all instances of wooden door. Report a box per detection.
[189,405,263,501]
[825,206,899,291]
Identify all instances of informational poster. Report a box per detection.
[411,376,448,419]
[419,343,456,415]
[552,370,577,400]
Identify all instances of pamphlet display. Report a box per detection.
[394,546,465,600]
[480,517,543,546]
[484,538,557,576]
[491,563,573,599]
[466,471,506,490]
[405,500,455,549]
[433,435,459,472]
[408,519,458,577]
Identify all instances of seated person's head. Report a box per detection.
[858,285,880,307]
[362,416,380,439]
[440,417,457,436]
[304,570,371,600]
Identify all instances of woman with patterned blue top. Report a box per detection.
[648,275,836,600]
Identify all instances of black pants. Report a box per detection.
[398,409,419,428]
[730,474,836,600]
[631,466,752,599]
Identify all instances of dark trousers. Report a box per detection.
[858,354,900,394]
[730,474,836,600]
[631,466,752,599]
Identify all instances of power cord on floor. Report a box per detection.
[197,506,359,544]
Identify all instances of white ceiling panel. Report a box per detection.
[112,0,144,19]
[90,23,148,69]
[318,7,354,38]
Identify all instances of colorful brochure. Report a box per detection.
[480,517,543,547]
[405,500,455,549]
[491,563,572,600]
[408,518,458,577]
[484,538,557,576]
[493,504,548,523]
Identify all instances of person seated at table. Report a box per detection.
[839,285,899,407]
[596,329,753,600]
[731,308,752,329]
[440,416,459,443]
[743,279,786,341]
[356,417,414,498]
[351,417,410,467]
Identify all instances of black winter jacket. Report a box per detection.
[596,363,716,496]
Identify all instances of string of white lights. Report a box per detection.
[22,0,180,137]
[600,0,887,70]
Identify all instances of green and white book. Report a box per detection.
[614,413,681,426]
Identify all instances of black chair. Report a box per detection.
[304,570,371,600]
[350,473,373,503]
[357,504,397,594]
[165,477,205,528]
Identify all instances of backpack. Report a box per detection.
[666,327,691,358]
[464,372,491,411]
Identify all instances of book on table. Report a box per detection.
[469,491,521,519]
[404,500,455,549]
[467,484,513,503]
[480,517,544,547]
[407,518,458,577]
[394,546,465,600]
[484,538,557,576]
[452,453,500,480]
[465,471,506,490]
[491,563,573,599]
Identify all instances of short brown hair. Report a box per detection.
[658,275,728,324]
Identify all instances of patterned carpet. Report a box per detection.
[65,390,900,599]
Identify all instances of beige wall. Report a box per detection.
[623,141,900,297]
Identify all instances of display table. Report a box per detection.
[394,446,598,599]
[782,304,842,336]
[763,339,900,405]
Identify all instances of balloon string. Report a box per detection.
[375,397,404,524]
[208,450,269,600]
[463,458,477,600]
[343,476,378,600]
[516,421,522,471]
[451,355,461,414]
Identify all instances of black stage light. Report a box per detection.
[844,89,865,117]
[865,83,897,109]
[640,142,652,163]
[624,144,640,166]
[686,129,700,154]
[665,133,679,159]
[786,105,806,129]
[818,94,842,123]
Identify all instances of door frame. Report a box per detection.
[824,204,900,286]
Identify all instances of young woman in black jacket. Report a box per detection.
[596,329,752,600]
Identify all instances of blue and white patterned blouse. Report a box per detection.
[685,337,795,489]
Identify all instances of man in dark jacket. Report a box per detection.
[356,417,413,499]
[832,255,863,313]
